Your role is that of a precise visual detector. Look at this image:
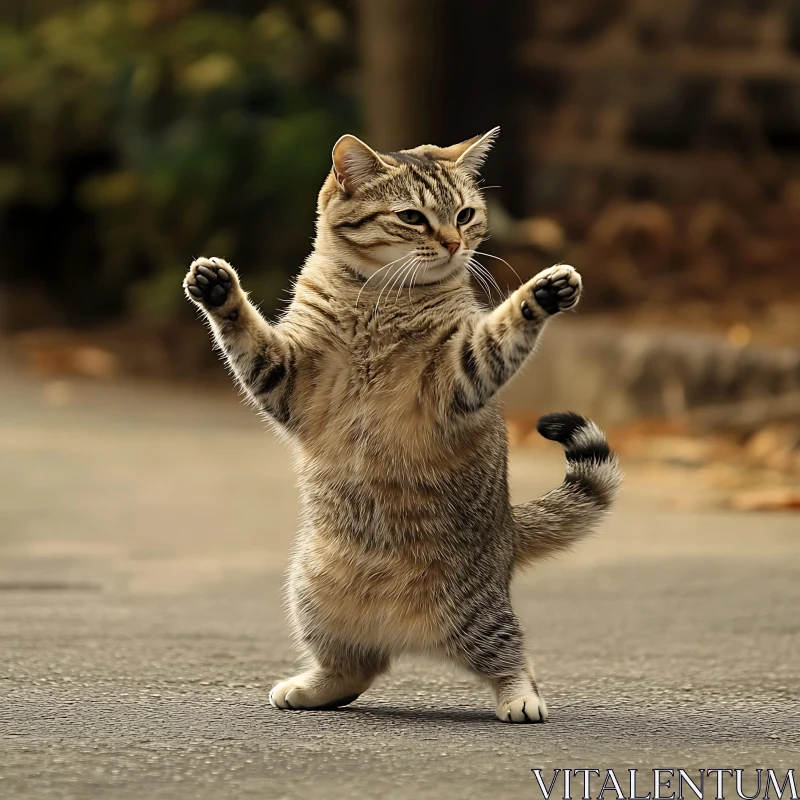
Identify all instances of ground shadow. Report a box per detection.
[337,704,506,726]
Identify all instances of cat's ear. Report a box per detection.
[440,127,500,176]
[332,135,389,194]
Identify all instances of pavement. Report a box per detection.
[1,370,799,800]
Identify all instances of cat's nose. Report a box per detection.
[444,241,460,255]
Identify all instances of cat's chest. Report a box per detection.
[298,315,437,456]
[341,311,428,389]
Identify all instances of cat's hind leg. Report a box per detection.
[448,600,548,723]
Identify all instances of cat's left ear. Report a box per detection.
[332,134,390,194]
[440,127,500,176]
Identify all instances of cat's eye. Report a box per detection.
[456,207,475,225]
[396,209,427,226]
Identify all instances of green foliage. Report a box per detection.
[0,0,356,324]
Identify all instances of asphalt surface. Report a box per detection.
[1,371,799,799]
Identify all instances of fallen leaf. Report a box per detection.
[730,488,800,512]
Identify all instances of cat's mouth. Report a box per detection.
[428,251,461,266]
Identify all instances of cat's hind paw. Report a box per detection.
[269,675,360,711]
[496,693,548,723]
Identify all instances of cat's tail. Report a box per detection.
[512,412,622,566]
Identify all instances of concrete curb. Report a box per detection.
[501,317,800,426]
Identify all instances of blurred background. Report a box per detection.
[1,0,799,510]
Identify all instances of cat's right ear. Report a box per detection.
[332,135,389,194]
[439,127,500,176]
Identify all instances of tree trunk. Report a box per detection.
[357,0,528,213]
[357,0,445,151]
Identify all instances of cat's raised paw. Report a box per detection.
[496,693,548,723]
[184,257,239,312]
[528,264,582,316]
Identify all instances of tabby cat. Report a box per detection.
[183,128,622,722]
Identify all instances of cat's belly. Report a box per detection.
[297,392,501,486]
[293,408,509,557]
[287,361,510,652]
[291,533,452,652]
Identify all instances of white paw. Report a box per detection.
[269,676,360,711]
[269,677,303,709]
[496,693,549,723]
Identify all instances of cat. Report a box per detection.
[183,128,622,723]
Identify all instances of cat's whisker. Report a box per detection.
[393,262,413,305]
[373,257,411,311]
[468,258,504,301]
[374,258,412,314]
[395,258,420,303]
[467,266,491,301]
[380,261,409,310]
[386,257,417,309]
[408,260,426,304]
[357,253,413,308]
[466,261,496,303]
[466,249,523,287]
[469,259,510,302]
[470,258,507,302]
[410,258,427,296]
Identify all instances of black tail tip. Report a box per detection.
[536,411,587,444]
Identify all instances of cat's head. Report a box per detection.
[316,128,499,287]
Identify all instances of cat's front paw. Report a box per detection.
[184,257,241,315]
[527,264,582,316]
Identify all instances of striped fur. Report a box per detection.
[513,413,622,566]
[183,131,622,723]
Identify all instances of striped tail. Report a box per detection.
[512,412,622,566]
